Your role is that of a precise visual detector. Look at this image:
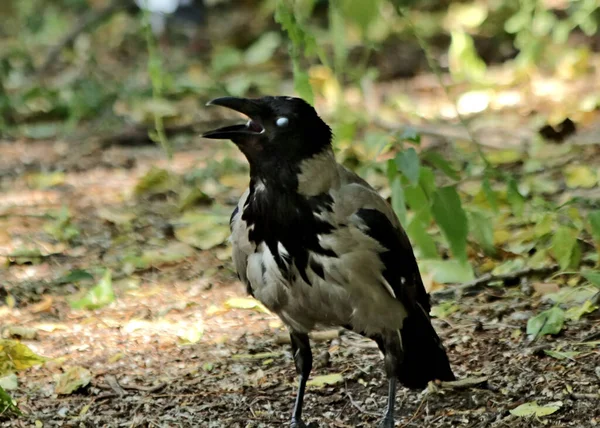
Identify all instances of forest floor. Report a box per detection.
[1,125,599,427]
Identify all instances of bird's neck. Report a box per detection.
[248,147,339,197]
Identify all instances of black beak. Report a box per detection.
[202,97,266,140]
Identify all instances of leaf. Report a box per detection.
[69,270,115,310]
[178,323,204,345]
[507,178,525,216]
[422,152,460,181]
[244,32,281,65]
[134,167,180,197]
[565,300,598,321]
[55,366,92,395]
[338,0,381,32]
[527,307,565,339]
[430,302,459,319]
[588,210,600,247]
[58,269,94,285]
[543,350,581,360]
[582,269,600,287]
[407,215,439,259]
[395,148,420,186]
[482,176,498,211]
[420,259,475,284]
[306,373,343,388]
[564,165,597,189]
[550,227,579,270]
[0,385,21,415]
[0,340,46,375]
[224,297,271,314]
[292,65,314,105]
[510,401,562,417]
[174,208,230,251]
[468,210,495,255]
[398,127,421,144]
[0,373,17,391]
[431,186,469,263]
[389,175,407,227]
[26,171,65,189]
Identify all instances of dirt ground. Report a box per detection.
[1,135,598,428]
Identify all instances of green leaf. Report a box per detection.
[482,176,498,211]
[390,176,407,226]
[468,210,495,255]
[0,385,21,415]
[407,214,439,259]
[338,0,381,32]
[420,259,475,284]
[422,152,460,181]
[292,64,314,105]
[448,31,486,81]
[398,127,421,144]
[69,270,115,310]
[582,269,600,287]
[588,210,600,246]
[564,165,597,189]
[507,178,525,216]
[244,32,281,66]
[58,269,94,285]
[527,307,565,339]
[395,148,420,186]
[431,186,469,263]
[550,227,579,270]
[430,302,459,319]
[565,300,598,321]
[510,401,562,417]
[0,340,47,375]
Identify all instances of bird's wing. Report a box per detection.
[333,165,431,314]
[229,189,253,290]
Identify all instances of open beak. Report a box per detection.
[202,97,266,140]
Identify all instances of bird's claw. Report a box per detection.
[378,415,395,428]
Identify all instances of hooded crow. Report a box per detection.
[203,96,455,428]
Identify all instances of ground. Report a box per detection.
[1,133,599,428]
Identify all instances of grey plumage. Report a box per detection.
[203,96,454,428]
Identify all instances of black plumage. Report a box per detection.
[203,96,455,428]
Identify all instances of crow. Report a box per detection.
[203,96,455,428]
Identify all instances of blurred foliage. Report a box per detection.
[1,0,599,330]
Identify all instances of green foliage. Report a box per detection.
[527,307,565,339]
[69,270,115,310]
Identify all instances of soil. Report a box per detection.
[1,137,599,428]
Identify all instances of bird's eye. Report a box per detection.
[276,117,289,127]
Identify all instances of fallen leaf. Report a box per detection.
[306,373,343,388]
[527,307,565,339]
[0,340,46,375]
[69,270,115,310]
[564,165,597,188]
[532,283,560,296]
[55,366,92,395]
[510,401,562,417]
[0,373,17,391]
[224,297,271,314]
[544,350,581,360]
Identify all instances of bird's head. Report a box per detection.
[202,96,332,170]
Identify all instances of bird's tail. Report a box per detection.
[397,305,455,389]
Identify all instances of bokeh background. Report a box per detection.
[1,0,600,426]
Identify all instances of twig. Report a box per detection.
[344,384,380,417]
[275,329,341,345]
[38,0,130,74]
[433,264,560,300]
[399,392,428,428]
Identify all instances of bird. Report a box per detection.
[202,96,455,428]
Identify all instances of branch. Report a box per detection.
[433,264,560,300]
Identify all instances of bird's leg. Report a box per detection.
[290,332,313,428]
[379,332,403,428]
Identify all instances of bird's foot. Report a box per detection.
[378,415,395,428]
[291,418,318,428]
